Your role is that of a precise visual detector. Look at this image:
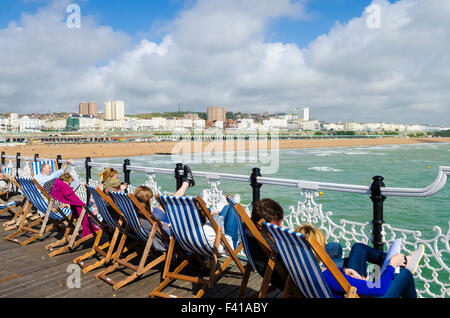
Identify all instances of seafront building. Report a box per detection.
[0,108,448,134]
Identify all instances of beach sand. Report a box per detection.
[2,137,449,160]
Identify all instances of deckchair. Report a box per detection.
[5,177,94,257]
[262,222,358,298]
[30,160,56,177]
[73,185,137,274]
[225,194,300,298]
[95,190,172,291]
[150,195,245,298]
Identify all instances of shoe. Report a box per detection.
[183,165,195,188]
[406,244,425,274]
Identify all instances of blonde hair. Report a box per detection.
[295,223,326,264]
[99,168,118,183]
[59,173,74,184]
[134,186,153,213]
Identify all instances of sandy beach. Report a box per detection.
[1,137,449,160]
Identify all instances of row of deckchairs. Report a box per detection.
[1,158,359,298]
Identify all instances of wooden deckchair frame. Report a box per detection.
[95,191,172,291]
[73,186,138,275]
[5,178,94,257]
[150,195,245,299]
[262,222,358,299]
[224,194,303,298]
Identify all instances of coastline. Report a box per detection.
[2,137,449,159]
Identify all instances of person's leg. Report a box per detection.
[219,205,240,249]
[72,206,97,237]
[381,268,417,298]
[346,243,387,277]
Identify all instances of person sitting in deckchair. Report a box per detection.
[247,198,287,290]
[34,159,73,186]
[98,168,128,192]
[50,173,98,238]
[295,224,424,298]
[0,165,9,193]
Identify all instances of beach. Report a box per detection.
[1,137,449,159]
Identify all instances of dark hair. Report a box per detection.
[251,198,284,224]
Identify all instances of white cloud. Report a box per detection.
[0,0,449,125]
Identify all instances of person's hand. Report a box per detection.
[389,253,406,268]
[66,159,73,165]
[343,268,367,280]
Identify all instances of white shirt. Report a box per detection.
[203,221,234,257]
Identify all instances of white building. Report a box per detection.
[263,118,288,130]
[43,119,66,131]
[298,107,310,121]
[301,120,320,131]
[19,116,45,132]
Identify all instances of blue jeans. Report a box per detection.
[346,243,417,298]
[214,205,240,249]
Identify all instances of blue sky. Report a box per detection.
[0,0,394,48]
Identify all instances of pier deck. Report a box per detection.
[0,214,271,299]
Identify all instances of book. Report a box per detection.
[381,238,403,274]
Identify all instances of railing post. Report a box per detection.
[85,157,92,185]
[15,152,21,178]
[1,151,5,166]
[123,159,131,185]
[370,176,386,252]
[56,155,62,170]
[34,153,39,162]
[251,167,262,212]
[175,163,184,190]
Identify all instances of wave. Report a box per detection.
[308,166,343,172]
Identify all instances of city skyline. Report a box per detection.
[0,0,449,126]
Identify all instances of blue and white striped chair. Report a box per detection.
[73,185,131,273]
[31,160,56,177]
[6,177,93,257]
[98,190,168,290]
[150,194,244,298]
[263,222,358,298]
[1,166,13,198]
[226,194,293,298]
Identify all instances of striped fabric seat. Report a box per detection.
[32,160,55,176]
[263,222,334,298]
[0,200,16,210]
[2,167,12,175]
[226,195,257,271]
[108,191,150,242]
[16,177,72,221]
[158,195,214,258]
[86,185,123,226]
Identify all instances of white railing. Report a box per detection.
[3,154,449,298]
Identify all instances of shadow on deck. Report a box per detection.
[0,214,274,299]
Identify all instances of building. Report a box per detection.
[207,106,226,122]
[104,101,125,120]
[79,102,98,117]
[297,107,310,121]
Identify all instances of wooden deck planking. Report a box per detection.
[0,217,266,298]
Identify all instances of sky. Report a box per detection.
[0,0,449,125]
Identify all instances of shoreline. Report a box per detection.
[2,137,449,160]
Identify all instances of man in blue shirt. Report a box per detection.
[34,159,73,186]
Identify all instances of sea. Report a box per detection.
[73,141,450,296]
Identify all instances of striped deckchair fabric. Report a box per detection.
[16,177,71,220]
[0,201,17,210]
[158,195,214,257]
[31,160,55,177]
[108,191,150,242]
[95,190,167,291]
[150,194,244,298]
[73,185,136,275]
[263,222,358,298]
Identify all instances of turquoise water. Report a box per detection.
[76,142,450,297]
